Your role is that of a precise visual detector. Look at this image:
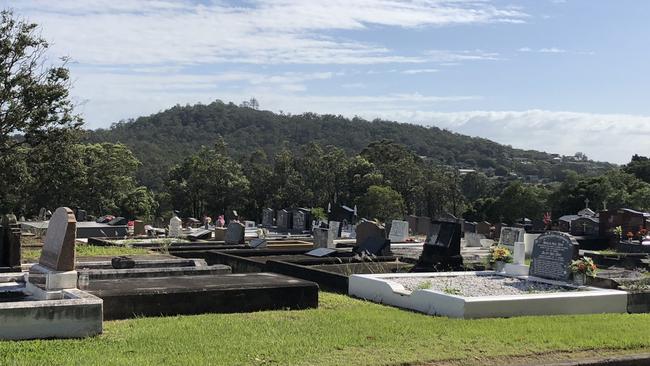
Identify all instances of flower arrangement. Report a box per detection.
[612,226,622,240]
[570,256,597,277]
[488,246,513,264]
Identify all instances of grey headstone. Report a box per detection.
[328,221,341,238]
[499,227,525,248]
[529,231,579,281]
[388,220,409,242]
[313,227,334,249]
[262,208,274,227]
[39,207,77,271]
[225,222,245,245]
[416,216,431,235]
[464,232,486,247]
[355,221,389,255]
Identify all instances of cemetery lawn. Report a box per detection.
[21,244,152,263]
[2,294,650,365]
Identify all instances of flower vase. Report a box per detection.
[573,273,587,286]
[494,261,505,273]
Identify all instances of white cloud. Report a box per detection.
[401,68,439,74]
[8,0,526,66]
[358,109,650,163]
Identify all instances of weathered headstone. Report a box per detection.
[225,222,245,245]
[388,220,409,243]
[133,220,146,236]
[313,227,334,249]
[513,242,526,265]
[464,232,486,247]
[38,207,77,271]
[499,227,525,249]
[463,221,477,233]
[354,221,389,255]
[262,208,274,227]
[329,221,341,238]
[214,227,226,241]
[168,216,182,238]
[38,207,47,221]
[529,231,579,281]
[476,221,491,236]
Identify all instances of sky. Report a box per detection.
[3,0,650,164]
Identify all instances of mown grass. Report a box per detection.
[22,245,153,263]
[1,293,650,366]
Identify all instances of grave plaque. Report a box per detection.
[529,231,579,281]
[249,238,267,248]
[499,227,525,248]
[388,220,409,242]
[39,207,77,271]
[305,248,336,257]
[225,222,245,245]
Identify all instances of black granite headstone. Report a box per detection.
[413,219,463,271]
[529,231,579,281]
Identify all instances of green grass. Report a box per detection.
[2,293,650,365]
[22,245,153,262]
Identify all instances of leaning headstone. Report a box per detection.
[225,222,245,245]
[354,221,389,255]
[499,227,525,250]
[133,220,146,236]
[388,220,409,243]
[313,227,334,249]
[188,229,212,241]
[168,216,182,238]
[37,207,77,271]
[414,220,463,271]
[529,231,579,281]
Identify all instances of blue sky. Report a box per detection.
[4,0,650,163]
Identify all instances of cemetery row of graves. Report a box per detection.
[2,203,650,363]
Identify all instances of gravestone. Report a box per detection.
[414,220,463,271]
[529,231,579,281]
[463,221,477,233]
[292,209,311,234]
[476,221,491,236]
[328,221,341,238]
[225,222,245,245]
[133,220,145,236]
[0,214,21,272]
[245,221,256,229]
[354,221,389,255]
[406,216,417,235]
[388,220,409,243]
[75,209,87,222]
[38,207,77,271]
[262,208,274,227]
[38,207,47,221]
[188,229,212,241]
[416,216,431,235]
[168,216,182,238]
[464,232,486,247]
[499,227,525,249]
[249,238,267,248]
[305,248,336,257]
[108,216,128,226]
[513,242,525,265]
[214,227,226,241]
[225,210,238,223]
[312,227,334,249]
[276,210,291,232]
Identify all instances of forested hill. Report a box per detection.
[86,100,615,190]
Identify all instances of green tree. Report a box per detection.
[358,185,405,224]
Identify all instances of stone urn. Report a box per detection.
[573,272,587,286]
[494,261,506,273]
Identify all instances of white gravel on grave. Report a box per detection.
[386,275,582,297]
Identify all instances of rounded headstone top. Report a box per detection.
[39,207,77,271]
